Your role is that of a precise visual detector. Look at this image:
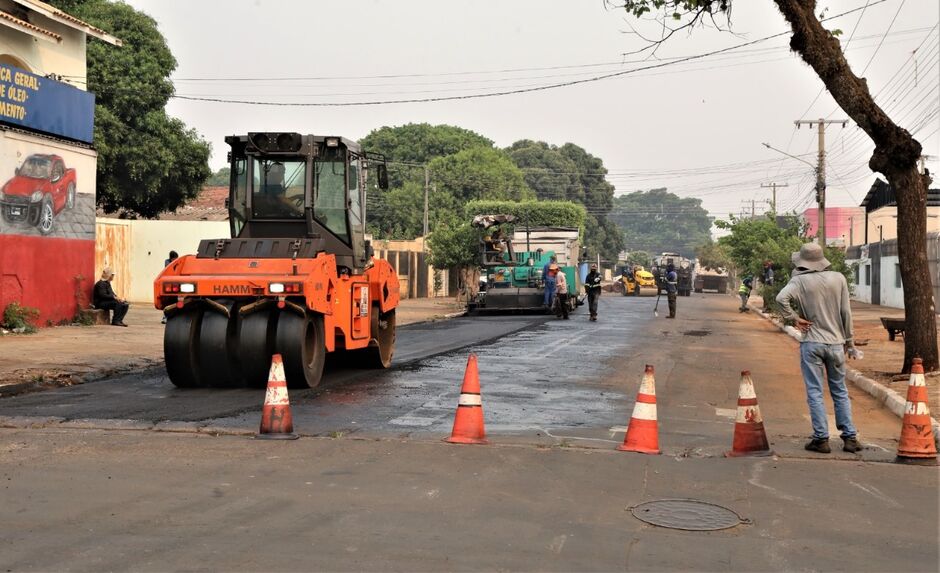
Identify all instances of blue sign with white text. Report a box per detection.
[0,63,95,144]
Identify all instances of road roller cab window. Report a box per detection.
[314,156,350,243]
[231,158,248,236]
[251,158,306,219]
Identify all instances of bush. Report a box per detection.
[2,302,40,334]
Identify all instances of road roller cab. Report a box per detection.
[154,133,400,389]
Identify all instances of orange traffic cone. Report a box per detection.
[445,354,487,444]
[896,358,937,463]
[256,354,299,440]
[726,370,773,457]
[617,365,660,454]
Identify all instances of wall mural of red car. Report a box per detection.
[0,154,77,235]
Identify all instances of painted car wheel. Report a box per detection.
[37,198,54,235]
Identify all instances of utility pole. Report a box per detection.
[423,165,430,238]
[795,118,847,245]
[760,182,788,214]
[740,199,758,218]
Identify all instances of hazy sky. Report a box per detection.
[125,0,939,222]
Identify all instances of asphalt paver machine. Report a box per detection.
[154,133,400,389]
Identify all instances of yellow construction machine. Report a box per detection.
[619,266,658,297]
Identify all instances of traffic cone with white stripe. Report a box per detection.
[256,354,299,440]
[617,365,661,454]
[725,370,772,457]
[445,353,487,444]
[896,358,937,463]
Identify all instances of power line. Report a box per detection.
[168,2,885,107]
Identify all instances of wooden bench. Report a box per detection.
[79,307,111,326]
[880,317,906,341]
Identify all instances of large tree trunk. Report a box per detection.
[775,0,938,372]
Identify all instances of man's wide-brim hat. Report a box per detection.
[791,242,831,272]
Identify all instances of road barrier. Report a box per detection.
[725,371,773,457]
[445,353,488,445]
[256,354,298,440]
[896,358,937,464]
[617,365,661,455]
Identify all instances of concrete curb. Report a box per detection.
[747,303,940,448]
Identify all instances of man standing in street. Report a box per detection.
[553,264,569,320]
[94,268,130,327]
[584,263,602,321]
[776,243,860,454]
[665,263,678,319]
[542,255,558,309]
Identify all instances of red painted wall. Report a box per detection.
[0,235,94,326]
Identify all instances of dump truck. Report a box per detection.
[694,267,730,293]
[468,215,581,313]
[154,132,400,389]
[651,252,694,297]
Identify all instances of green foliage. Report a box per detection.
[464,200,587,229]
[429,147,533,203]
[360,123,493,187]
[715,214,854,312]
[48,0,211,217]
[206,166,231,186]
[360,124,515,240]
[506,140,622,263]
[695,241,731,272]
[2,302,40,333]
[426,216,481,270]
[625,250,652,268]
[611,189,712,258]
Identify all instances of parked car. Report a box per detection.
[0,154,77,235]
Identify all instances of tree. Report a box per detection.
[360,123,494,187]
[610,189,712,257]
[360,124,507,240]
[428,147,533,203]
[49,0,211,218]
[615,0,936,373]
[206,166,230,186]
[506,140,624,263]
[695,241,731,272]
[625,250,652,268]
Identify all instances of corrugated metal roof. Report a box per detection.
[860,178,940,212]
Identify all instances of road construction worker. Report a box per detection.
[738,277,753,312]
[665,263,678,319]
[585,263,602,321]
[542,255,558,308]
[553,264,569,319]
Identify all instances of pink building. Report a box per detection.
[801,206,865,246]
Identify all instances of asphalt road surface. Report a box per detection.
[1,294,937,571]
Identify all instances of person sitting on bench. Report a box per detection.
[94,268,129,327]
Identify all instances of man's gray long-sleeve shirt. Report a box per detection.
[775,270,853,345]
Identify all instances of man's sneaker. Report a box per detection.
[842,437,862,453]
[804,438,831,453]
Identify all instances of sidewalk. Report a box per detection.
[0,297,465,393]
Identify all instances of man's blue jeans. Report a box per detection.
[543,279,556,306]
[799,342,857,439]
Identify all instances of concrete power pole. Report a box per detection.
[423,165,430,238]
[795,118,847,245]
[760,182,788,214]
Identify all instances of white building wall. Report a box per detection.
[880,255,904,309]
[0,0,87,84]
[96,218,230,303]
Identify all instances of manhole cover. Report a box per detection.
[629,499,749,531]
[682,330,711,337]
